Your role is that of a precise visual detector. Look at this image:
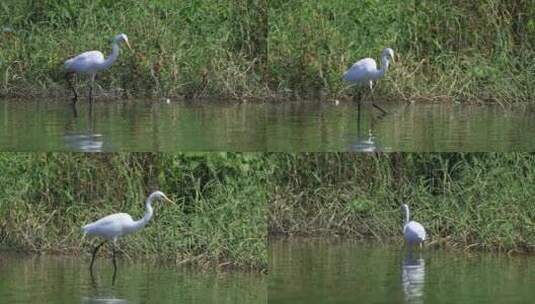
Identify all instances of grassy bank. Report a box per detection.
[268,0,534,103]
[0,153,267,270]
[0,0,267,100]
[2,1,533,103]
[268,153,535,253]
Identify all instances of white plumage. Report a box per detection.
[343,48,395,114]
[82,191,173,273]
[64,51,107,74]
[82,213,135,241]
[401,204,426,247]
[343,48,394,88]
[64,33,131,102]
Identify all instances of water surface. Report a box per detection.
[265,101,535,151]
[0,99,266,151]
[0,253,265,304]
[269,239,534,304]
[1,99,535,151]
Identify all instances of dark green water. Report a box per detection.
[0,253,265,304]
[1,99,535,151]
[269,239,535,304]
[0,99,267,151]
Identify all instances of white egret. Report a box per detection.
[401,204,426,249]
[343,48,395,114]
[64,33,132,103]
[82,191,174,273]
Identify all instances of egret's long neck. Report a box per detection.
[99,42,120,70]
[131,197,154,232]
[404,207,410,225]
[376,55,390,78]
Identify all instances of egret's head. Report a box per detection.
[401,204,409,212]
[149,191,174,204]
[113,33,132,50]
[382,48,395,63]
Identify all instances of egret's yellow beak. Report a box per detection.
[162,195,175,204]
[125,40,132,51]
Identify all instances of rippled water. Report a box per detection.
[265,101,535,152]
[1,99,534,151]
[0,99,266,151]
[0,253,265,304]
[269,239,535,304]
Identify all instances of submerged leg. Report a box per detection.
[357,98,361,125]
[369,81,387,115]
[372,103,387,115]
[111,240,118,284]
[89,240,106,272]
[89,73,96,104]
[351,86,362,109]
[66,72,78,103]
[111,241,117,271]
[70,101,78,118]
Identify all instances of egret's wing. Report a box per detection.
[343,58,377,83]
[82,213,132,237]
[405,221,426,241]
[64,51,105,71]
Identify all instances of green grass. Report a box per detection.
[268,0,535,103]
[2,1,533,103]
[0,153,267,270]
[1,153,534,267]
[0,0,267,99]
[267,153,535,253]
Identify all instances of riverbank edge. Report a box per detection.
[268,234,535,256]
[0,244,268,272]
[0,248,268,273]
[1,89,523,104]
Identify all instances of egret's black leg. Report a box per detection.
[66,73,78,103]
[111,243,117,272]
[357,99,361,125]
[372,102,387,115]
[88,82,94,104]
[90,267,97,288]
[70,101,78,118]
[111,242,117,276]
[369,81,387,115]
[111,241,118,284]
[90,241,106,272]
[89,73,96,104]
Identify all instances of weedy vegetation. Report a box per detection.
[0,153,267,270]
[268,0,534,103]
[0,1,267,100]
[1,1,533,103]
[268,153,535,253]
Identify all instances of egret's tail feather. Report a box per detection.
[82,222,95,235]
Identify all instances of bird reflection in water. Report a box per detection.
[81,295,128,304]
[64,102,105,151]
[350,102,385,151]
[401,251,425,304]
[84,270,125,304]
